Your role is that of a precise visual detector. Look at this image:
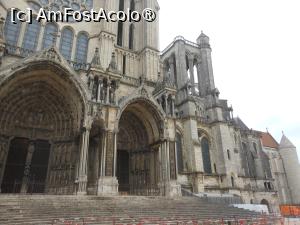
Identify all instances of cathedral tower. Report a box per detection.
[279,134,300,204]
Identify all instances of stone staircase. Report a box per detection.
[0,195,277,225]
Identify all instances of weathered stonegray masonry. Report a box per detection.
[0,0,299,213]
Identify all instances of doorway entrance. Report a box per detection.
[117,100,164,196]
[28,140,50,193]
[1,138,28,193]
[117,150,130,193]
[1,138,50,193]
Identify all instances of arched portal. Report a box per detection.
[0,62,87,194]
[117,99,164,195]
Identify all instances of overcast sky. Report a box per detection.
[159,0,300,158]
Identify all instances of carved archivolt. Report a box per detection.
[0,48,89,140]
[117,90,166,142]
[0,53,89,194]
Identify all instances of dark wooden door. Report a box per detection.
[28,140,50,193]
[117,150,129,193]
[1,138,29,193]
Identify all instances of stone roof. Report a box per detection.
[279,134,296,149]
[233,117,249,131]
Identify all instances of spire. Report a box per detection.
[197,30,210,47]
[279,134,296,149]
[200,30,208,38]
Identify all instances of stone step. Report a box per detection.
[0,194,266,225]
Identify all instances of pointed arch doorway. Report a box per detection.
[117,99,164,196]
[0,60,87,194]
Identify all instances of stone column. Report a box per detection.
[36,24,45,50]
[158,143,162,183]
[106,79,111,104]
[114,81,120,104]
[158,141,165,195]
[77,127,90,195]
[110,86,115,105]
[97,130,118,196]
[17,21,26,52]
[158,140,169,195]
[168,57,175,83]
[55,31,61,49]
[174,40,188,89]
[166,140,170,181]
[188,55,196,94]
[21,142,35,194]
[160,139,182,197]
[196,63,202,96]
[100,130,107,177]
[174,139,179,179]
[113,132,117,177]
[97,78,102,103]
[105,131,114,177]
[171,96,175,117]
[164,94,168,115]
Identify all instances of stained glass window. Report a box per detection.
[42,23,58,49]
[22,18,41,52]
[60,28,74,60]
[75,33,89,63]
[4,11,21,52]
[201,137,212,174]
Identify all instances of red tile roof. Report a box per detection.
[260,132,279,149]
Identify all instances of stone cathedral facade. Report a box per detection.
[0,0,290,213]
